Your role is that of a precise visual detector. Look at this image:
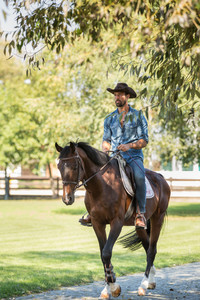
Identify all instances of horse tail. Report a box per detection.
[118,219,151,251]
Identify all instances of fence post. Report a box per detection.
[57,177,59,197]
[5,176,10,200]
[169,177,173,189]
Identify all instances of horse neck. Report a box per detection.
[77,147,100,179]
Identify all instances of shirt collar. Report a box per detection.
[116,105,133,114]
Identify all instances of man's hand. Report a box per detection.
[117,144,131,152]
[102,141,111,153]
[117,140,147,152]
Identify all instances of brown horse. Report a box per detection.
[55,141,170,299]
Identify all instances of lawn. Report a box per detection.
[0,199,200,298]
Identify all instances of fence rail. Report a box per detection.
[0,176,200,200]
[166,178,200,189]
[0,176,61,199]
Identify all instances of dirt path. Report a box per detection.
[16,262,200,300]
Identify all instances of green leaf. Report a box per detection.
[145,107,149,120]
[140,87,147,95]
[195,90,200,99]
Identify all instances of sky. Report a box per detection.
[0,0,16,32]
[0,1,43,56]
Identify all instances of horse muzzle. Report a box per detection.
[62,193,75,205]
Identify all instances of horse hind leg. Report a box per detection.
[138,211,166,296]
[148,265,156,289]
[137,266,156,296]
[135,224,151,296]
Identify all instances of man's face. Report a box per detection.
[114,92,129,107]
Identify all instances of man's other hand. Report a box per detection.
[117,144,131,152]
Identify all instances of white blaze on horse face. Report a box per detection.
[55,158,60,166]
[63,184,72,195]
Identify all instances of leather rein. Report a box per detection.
[60,149,118,193]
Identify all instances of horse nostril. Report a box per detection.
[62,194,74,205]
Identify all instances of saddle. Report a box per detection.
[115,154,154,221]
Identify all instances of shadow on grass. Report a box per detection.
[1,250,145,298]
[53,203,200,217]
[53,208,86,215]
[1,249,199,299]
[168,203,200,216]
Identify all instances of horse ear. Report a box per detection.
[70,142,76,153]
[55,142,63,153]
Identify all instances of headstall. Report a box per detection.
[60,154,82,189]
[59,148,119,192]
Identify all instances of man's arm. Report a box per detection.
[102,140,111,153]
[117,139,147,152]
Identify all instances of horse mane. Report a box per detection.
[59,142,110,166]
[77,142,110,166]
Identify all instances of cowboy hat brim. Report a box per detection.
[107,87,137,98]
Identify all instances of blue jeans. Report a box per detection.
[126,156,146,214]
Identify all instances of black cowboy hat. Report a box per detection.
[107,82,137,98]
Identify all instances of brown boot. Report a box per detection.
[79,214,92,227]
[135,213,147,230]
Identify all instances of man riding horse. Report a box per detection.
[80,82,148,229]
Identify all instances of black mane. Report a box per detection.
[59,142,110,166]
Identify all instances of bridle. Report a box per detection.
[59,148,119,193]
[59,153,82,190]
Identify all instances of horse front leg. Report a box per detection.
[92,220,107,264]
[92,221,111,299]
[100,218,123,299]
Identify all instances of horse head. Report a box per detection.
[55,142,84,206]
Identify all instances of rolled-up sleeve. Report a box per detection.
[102,117,111,143]
[138,112,148,143]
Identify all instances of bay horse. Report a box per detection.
[55,141,170,299]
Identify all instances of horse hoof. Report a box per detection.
[148,282,156,289]
[110,283,121,297]
[99,292,110,300]
[99,293,110,300]
[99,286,110,299]
[138,287,146,296]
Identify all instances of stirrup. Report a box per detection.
[79,213,92,227]
[135,213,147,230]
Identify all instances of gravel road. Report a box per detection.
[16,262,200,300]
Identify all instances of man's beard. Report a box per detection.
[115,100,126,107]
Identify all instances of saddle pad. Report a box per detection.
[145,176,154,199]
[116,155,154,199]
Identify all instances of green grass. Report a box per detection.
[0,199,200,299]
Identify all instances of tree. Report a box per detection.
[1,0,200,171]
[2,0,200,119]
[0,36,130,178]
[0,41,24,174]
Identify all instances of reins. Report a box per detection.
[60,149,120,192]
[74,150,119,190]
[60,147,145,195]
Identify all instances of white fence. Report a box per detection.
[0,171,200,200]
